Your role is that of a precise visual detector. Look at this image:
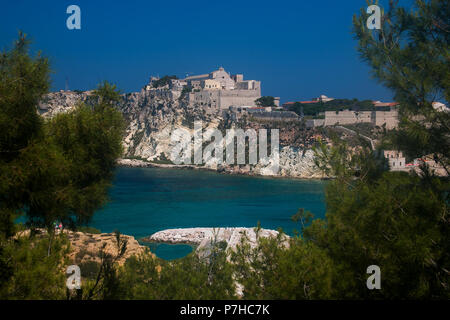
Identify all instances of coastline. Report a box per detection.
[117,158,330,181]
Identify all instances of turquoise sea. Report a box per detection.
[91,167,327,260]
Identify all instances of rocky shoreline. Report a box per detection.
[117,157,329,180]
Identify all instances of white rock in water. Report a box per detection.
[143,227,289,253]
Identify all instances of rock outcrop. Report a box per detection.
[142,227,289,253]
[16,229,151,265]
[67,231,151,265]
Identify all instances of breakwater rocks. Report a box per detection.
[141,227,289,253]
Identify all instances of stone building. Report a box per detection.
[384,150,407,171]
[185,67,261,109]
[203,79,220,90]
[314,94,334,103]
[145,67,262,111]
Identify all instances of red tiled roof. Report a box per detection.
[373,102,399,107]
[299,101,319,104]
[282,100,319,106]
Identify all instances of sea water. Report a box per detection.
[91,167,327,260]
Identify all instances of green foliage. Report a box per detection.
[304,170,449,299]
[179,85,192,101]
[0,33,126,299]
[77,226,101,234]
[291,208,314,235]
[78,230,128,300]
[289,99,376,117]
[43,92,125,228]
[0,33,125,232]
[297,0,450,299]
[0,32,49,162]
[119,240,236,299]
[0,32,50,238]
[92,81,121,105]
[152,75,178,88]
[255,96,275,107]
[353,0,449,174]
[0,233,69,299]
[313,135,384,182]
[230,234,335,299]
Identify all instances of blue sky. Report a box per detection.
[0,0,413,102]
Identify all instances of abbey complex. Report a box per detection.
[145,67,265,110]
[144,67,401,129]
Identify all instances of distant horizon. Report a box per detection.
[0,0,415,103]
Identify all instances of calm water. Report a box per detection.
[91,167,327,260]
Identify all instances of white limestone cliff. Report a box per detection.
[38,89,325,179]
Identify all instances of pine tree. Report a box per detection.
[0,33,125,298]
[303,0,449,299]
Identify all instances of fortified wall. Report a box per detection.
[324,110,373,126]
[217,89,261,109]
[324,109,398,129]
[373,110,398,129]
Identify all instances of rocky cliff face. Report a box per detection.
[39,88,324,179]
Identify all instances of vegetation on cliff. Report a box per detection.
[255,96,276,107]
[288,99,376,117]
[152,75,178,88]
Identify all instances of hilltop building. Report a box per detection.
[315,94,334,103]
[145,67,261,110]
[383,150,407,171]
[432,102,449,112]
